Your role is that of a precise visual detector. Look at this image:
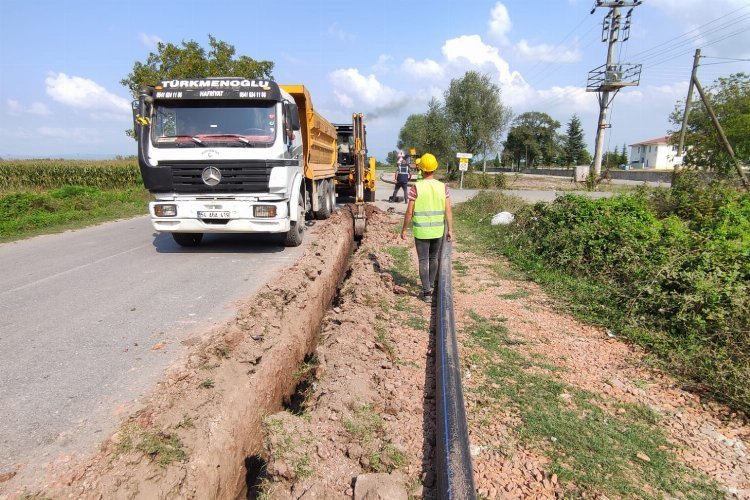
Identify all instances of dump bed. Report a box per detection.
[281,85,336,180]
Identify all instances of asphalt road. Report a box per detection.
[0,216,311,473]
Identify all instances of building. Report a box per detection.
[629,136,678,169]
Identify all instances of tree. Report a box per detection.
[443,71,512,170]
[121,35,274,137]
[669,72,750,176]
[562,114,588,167]
[385,150,400,166]
[503,112,561,169]
[397,98,454,172]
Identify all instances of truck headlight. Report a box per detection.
[253,205,277,218]
[154,204,177,217]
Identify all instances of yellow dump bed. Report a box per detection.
[281,85,336,180]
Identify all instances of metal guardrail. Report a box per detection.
[434,238,476,499]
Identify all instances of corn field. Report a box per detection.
[0,159,142,192]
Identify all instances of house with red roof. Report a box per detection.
[629,136,678,170]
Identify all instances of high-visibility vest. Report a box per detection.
[396,163,410,183]
[411,179,446,239]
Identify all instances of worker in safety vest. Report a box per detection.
[399,153,454,303]
[391,159,411,203]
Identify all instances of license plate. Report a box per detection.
[198,210,230,219]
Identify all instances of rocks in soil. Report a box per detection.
[354,472,408,500]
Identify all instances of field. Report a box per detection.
[0,159,149,241]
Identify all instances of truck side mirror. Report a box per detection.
[288,103,301,131]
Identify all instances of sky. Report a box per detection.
[1,0,748,161]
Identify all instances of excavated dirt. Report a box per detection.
[4,204,748,499]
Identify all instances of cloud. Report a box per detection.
[45,73,131,114]
[400,58,444,79]
[514,40,582,63]
[7,99,51,116]
[137,32,162,49]
[372,54,393,74]
[488,2,512,44]
[442,35,524,86]
[326,22,355,42]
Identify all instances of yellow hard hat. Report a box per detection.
[418,153,438,172]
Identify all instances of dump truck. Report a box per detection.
[132,78,338,247]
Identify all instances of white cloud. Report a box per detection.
[7,99,51,116]
[326,22,355,42]
[442,35,524,86]
[45,73,131,114]
[137,32,162,49]
[400,58,444,79]
[372,54,393,74]
[488,2,512,44]
[329,68,403,106]
[515,39,581,63]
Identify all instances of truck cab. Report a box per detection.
[134,78,308,247]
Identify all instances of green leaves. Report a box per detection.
[0,159,141,191]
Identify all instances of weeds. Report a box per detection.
[199,378,215,389]
[463,311,720,498]
[116,423,186,467]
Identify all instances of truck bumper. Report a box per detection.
[149,199,291,234]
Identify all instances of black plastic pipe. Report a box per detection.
[434,238,477,499]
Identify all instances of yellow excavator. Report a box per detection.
[334,113,376,238]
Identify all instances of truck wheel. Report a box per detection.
[314,180,332,220]
[172,232,203,247]
[328,181,337,212]
[284,192,305,247]
[364,189,375,202]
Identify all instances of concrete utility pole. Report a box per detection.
[677,49,701,160]
[587,1,643,180]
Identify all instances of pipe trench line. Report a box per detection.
[433,236,477,499]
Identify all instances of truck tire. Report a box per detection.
[172,232,203,247]
[314,180,332,220]
[284,192,305,247]
[364,188,375,202]
[329,181,337,212]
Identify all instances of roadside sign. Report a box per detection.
[458,158,469,172]
[456,152,473,159]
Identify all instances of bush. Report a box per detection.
[461,172,507,189]
[456,186,750,414]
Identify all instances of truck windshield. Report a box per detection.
[152,101,277,147]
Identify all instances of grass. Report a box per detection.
[498,289,531,300]
[343,404,384,445]
[199,378,215,389]
[116,423,186,467]
[406,314,427,331]
[462,311,720,498]
[453,260,469,276]
[0,185,150,242]
[384,245,419,291]
[375,320,398,361]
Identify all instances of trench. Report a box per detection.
[239,216,361,499]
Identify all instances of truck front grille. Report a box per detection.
[165,162,272,193]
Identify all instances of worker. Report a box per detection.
[399,153,454,303]
[391,159,411,203]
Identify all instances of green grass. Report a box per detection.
[343,404,384,445]
[463,311,720,498]
[375,320,397,361]
[0,185,150,242]
[406,314,427,331]
[116,424,186,467]
[453,260,469,276]
[384,245,419,291]
[498,289,531,300]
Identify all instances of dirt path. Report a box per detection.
[258,210,749,499]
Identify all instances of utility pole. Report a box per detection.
[677,49,701,160]
[587,1,643,181]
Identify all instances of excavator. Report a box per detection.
[334,113,376,239]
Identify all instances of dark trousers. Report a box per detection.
[391,183,408,202]
[415,237,442,295]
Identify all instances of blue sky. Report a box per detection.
[1,0,748,160]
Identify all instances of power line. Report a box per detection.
[643,26,750,67]
[627,4,750,60]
